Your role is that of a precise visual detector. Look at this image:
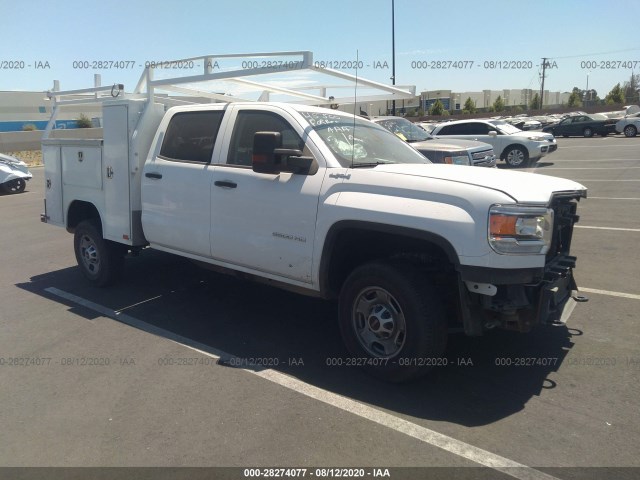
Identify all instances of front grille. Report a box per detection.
[546,194,582,263]
[472,149,494,160]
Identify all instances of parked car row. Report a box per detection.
[372,105,639,168]
[542,113,617,137]
[430,119,557,167]
[615,112,640,137]
[371,117,496,167]
[0,152,33,194]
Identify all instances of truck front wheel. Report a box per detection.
[73,220,124,287]
[338,261,447,382]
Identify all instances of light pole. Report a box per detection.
[391,0,396,116]
[586,72,590,106]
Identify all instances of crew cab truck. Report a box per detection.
[42,97,588,382]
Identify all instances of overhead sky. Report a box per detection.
[2,0,640,99]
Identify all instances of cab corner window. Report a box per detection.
[160,111,224,163]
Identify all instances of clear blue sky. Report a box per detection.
[2,0,639,98]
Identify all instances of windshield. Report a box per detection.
[494,122,522,134]
[373,117,431,142]
[300,111,431,167]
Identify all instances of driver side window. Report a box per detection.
[227,111,304,167]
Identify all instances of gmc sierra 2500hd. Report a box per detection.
[41,55,587,381]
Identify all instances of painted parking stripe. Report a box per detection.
[541,159,640,162]
[535,167,640,170]
[575,226,640,232]
[580,288,640,301]
[44,287,560,480]
[587,197,640,200]
[558,145,639,148]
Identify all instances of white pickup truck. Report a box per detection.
[41,97,588,382]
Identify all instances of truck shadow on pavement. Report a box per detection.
[18,249,577,428]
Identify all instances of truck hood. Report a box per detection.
[370,164,586,204]
[411,139,492,151]
[506,130,554,140]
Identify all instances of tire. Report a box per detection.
[2,178,26,194]
[503,146,529,168]
[338,261,447,382]
[73,220,124,287]
[583,127,594,138]
[624,125,637,137]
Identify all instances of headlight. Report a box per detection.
[443,154,470,165]
[527,136,545,141]
[488,205,554,254]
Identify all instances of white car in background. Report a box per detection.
[430,119,557,167]
[615,112,640,137]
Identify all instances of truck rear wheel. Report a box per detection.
[74,220,124,287]
[338,261,447,382]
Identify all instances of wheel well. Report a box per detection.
[66,201,101,233]
[500,144,528,160]
[321,225,458,299]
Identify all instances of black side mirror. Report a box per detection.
[252,131,283,174]
[252,131,317,175]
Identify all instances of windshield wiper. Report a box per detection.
[351,161,390,168]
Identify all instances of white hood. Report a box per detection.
[370,164,586,204]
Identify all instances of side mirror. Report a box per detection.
[488,130,498,137]
[252,131,316,175]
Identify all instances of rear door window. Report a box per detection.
[160,111,225,163]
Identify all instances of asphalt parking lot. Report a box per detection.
[1,136,639,480]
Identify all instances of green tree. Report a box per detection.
[428,99,445,116]
[529,93,541,110]
[512,105,523,114]
[463,97,476,113]
[567,90,582,108]
[623,73,640,104]
[76,113,93,128]
[493,95,505,112]
[605,83,625,104]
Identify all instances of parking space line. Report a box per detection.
[570,180,640,182]
[558,145,639,148]
[580,288,640,300]
[542,159,640,162]
[44,286,560,480]
[587,197,640,200]
[535,167,640,170]
[575,226,640,232]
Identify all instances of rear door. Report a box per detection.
[210,106,325,283]
[141,108,225,256]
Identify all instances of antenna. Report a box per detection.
[352,50,359,168]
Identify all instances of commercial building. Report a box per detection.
[420,89,571,111]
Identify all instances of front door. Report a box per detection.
[210,106,325,283]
